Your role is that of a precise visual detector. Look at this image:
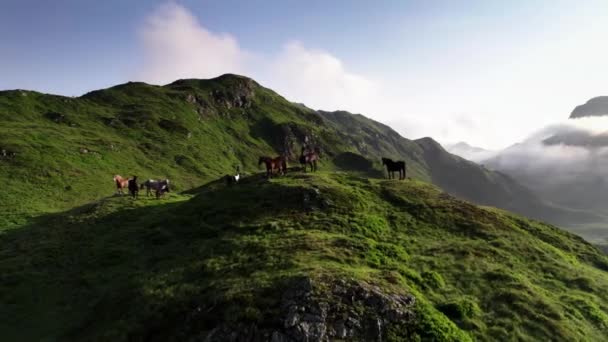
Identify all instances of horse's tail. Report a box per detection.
[282,158,287,172]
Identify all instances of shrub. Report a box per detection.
[422,271,446,289]
[438,298,481,320]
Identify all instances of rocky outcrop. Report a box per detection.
[570,96,608,119]
[211,78,256,109]
[0,148,17,160]
[204,277,416,342]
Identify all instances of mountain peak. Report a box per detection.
[569,96,608,119]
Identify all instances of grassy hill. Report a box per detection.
[1,172,608,341]
[0,74,593,229]
[2,74,608,341]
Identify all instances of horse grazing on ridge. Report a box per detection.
[382,158,406,180]
[113,175,130,195]
[300,147,320,172]
[259,156,287,177]
[141,179,171,198]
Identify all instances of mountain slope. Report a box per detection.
[0,74,584,228]
[570,96,608,118]
[2,172,608,341]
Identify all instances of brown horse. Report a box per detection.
[113,175,129,195]
[259,156,287,177]
[300,147,320,172]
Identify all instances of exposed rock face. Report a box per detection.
[276,123,312,158]
[570,96,608,118]
[211,78,256,109]
[204,277,416,342]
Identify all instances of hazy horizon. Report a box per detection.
[2,0,608,149]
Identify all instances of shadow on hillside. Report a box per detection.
[0,174,331,340]
[333,152,384,178]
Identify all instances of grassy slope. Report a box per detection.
[0,74,585,230]
[1,172,608,341]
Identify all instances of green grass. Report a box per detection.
[0,74,585,231]
[1,171,608,341]
[2,74,608,340]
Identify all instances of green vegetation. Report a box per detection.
[1,172,608,341]
[2,74,608,340]
[0,74,588,230]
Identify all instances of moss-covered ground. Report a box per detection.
[2,171,607,341]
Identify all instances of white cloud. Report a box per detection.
[137,3,382,117]
[267,41,380,113]
[138,2,608,152]
[137,2,245,84]
[486,117,608,182]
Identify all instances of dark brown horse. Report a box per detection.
[259,156,287,177]
[300,147,320,172]
[382,157,406,180]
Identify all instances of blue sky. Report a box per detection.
[2,0,608,148]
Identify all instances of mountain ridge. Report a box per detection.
[2,74,608,341]
[0,73,582,228]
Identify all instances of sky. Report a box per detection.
[1,0,608,149]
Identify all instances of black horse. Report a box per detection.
[382,158,406,180]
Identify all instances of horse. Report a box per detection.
[381,158,406,180]
[141,179,158,197]
[300,147,320,172]
[113,175,129,195]
[259,156,287,177]
[141,179,170,198]
[128,176,139,199]
[225,166,241,185]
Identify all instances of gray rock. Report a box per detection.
[203,277,416,342]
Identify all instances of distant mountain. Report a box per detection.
[444,141,496,163]
[483,98,608,243]
[570,96,608,118]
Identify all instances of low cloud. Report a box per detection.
[485,117,608,193]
